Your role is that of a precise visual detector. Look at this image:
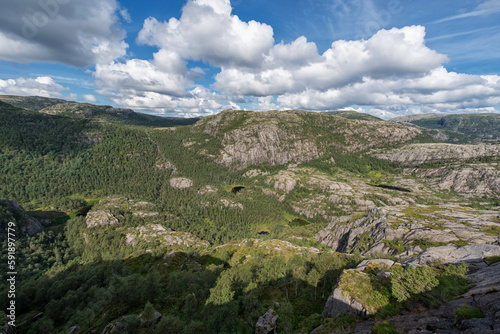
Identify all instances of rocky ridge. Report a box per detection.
[39,102,135,118]
[390,113,500,144]
[372,143,500,197]
[372,143,500,165]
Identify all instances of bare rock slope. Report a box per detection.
[316,206,500,256]
[192,110,422,169]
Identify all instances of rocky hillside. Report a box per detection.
[371,143,500,198]
[190,109,423,169]
[323,110,383,122]
[316,205,500,256]
[0,95,198,127]
[372,143,500,165]
[391,113,500,144]
[0,94,67,111]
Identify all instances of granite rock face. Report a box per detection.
[372,143,500,197]
[402,244,500,267]
[192,109,421,169]
[405,164,500,197]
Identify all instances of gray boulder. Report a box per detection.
[169,177,194,189]
[255,309,278,334]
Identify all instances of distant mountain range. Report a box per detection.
[391,113,500,144]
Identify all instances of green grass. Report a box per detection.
[288,218,311,227]
[382,240,406,252]
[453,304,483,322]
[484,256,500,266]
[411,238,468,250]
[373,321,401,334]
[482,225,500,236]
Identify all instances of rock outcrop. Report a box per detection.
[125,224,210,248]
[86,196,158,228]
[86,209,119,228]
[255,309,278,334]
[322,259,397,319]
[0,199,47,236]
[405,164,500,197]
[169,177,194,189]
[402,244,500,267]
[316,206,500,256]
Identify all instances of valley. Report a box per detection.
[0,95,499,334]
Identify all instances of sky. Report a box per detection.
[0,0,499,119]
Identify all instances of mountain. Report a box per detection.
[323,110,383,122]
[0,95,199,127]
[0,95,499,334]
[0,94,68,111]
[190,109,423,169]
[391,113,500,144]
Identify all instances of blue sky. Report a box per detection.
[0,0,499,118]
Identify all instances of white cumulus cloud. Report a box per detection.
[136,0,274,67]
[0,0,128,67]
[0,76,70,98]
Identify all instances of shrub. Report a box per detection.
[373,320,400,334]
[391,266,439,302]
[484,256,500,266]
[453,304,483,322]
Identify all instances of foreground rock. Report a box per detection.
[320,246,500,333]
[368,262,500,334]
[322,259,398,319]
